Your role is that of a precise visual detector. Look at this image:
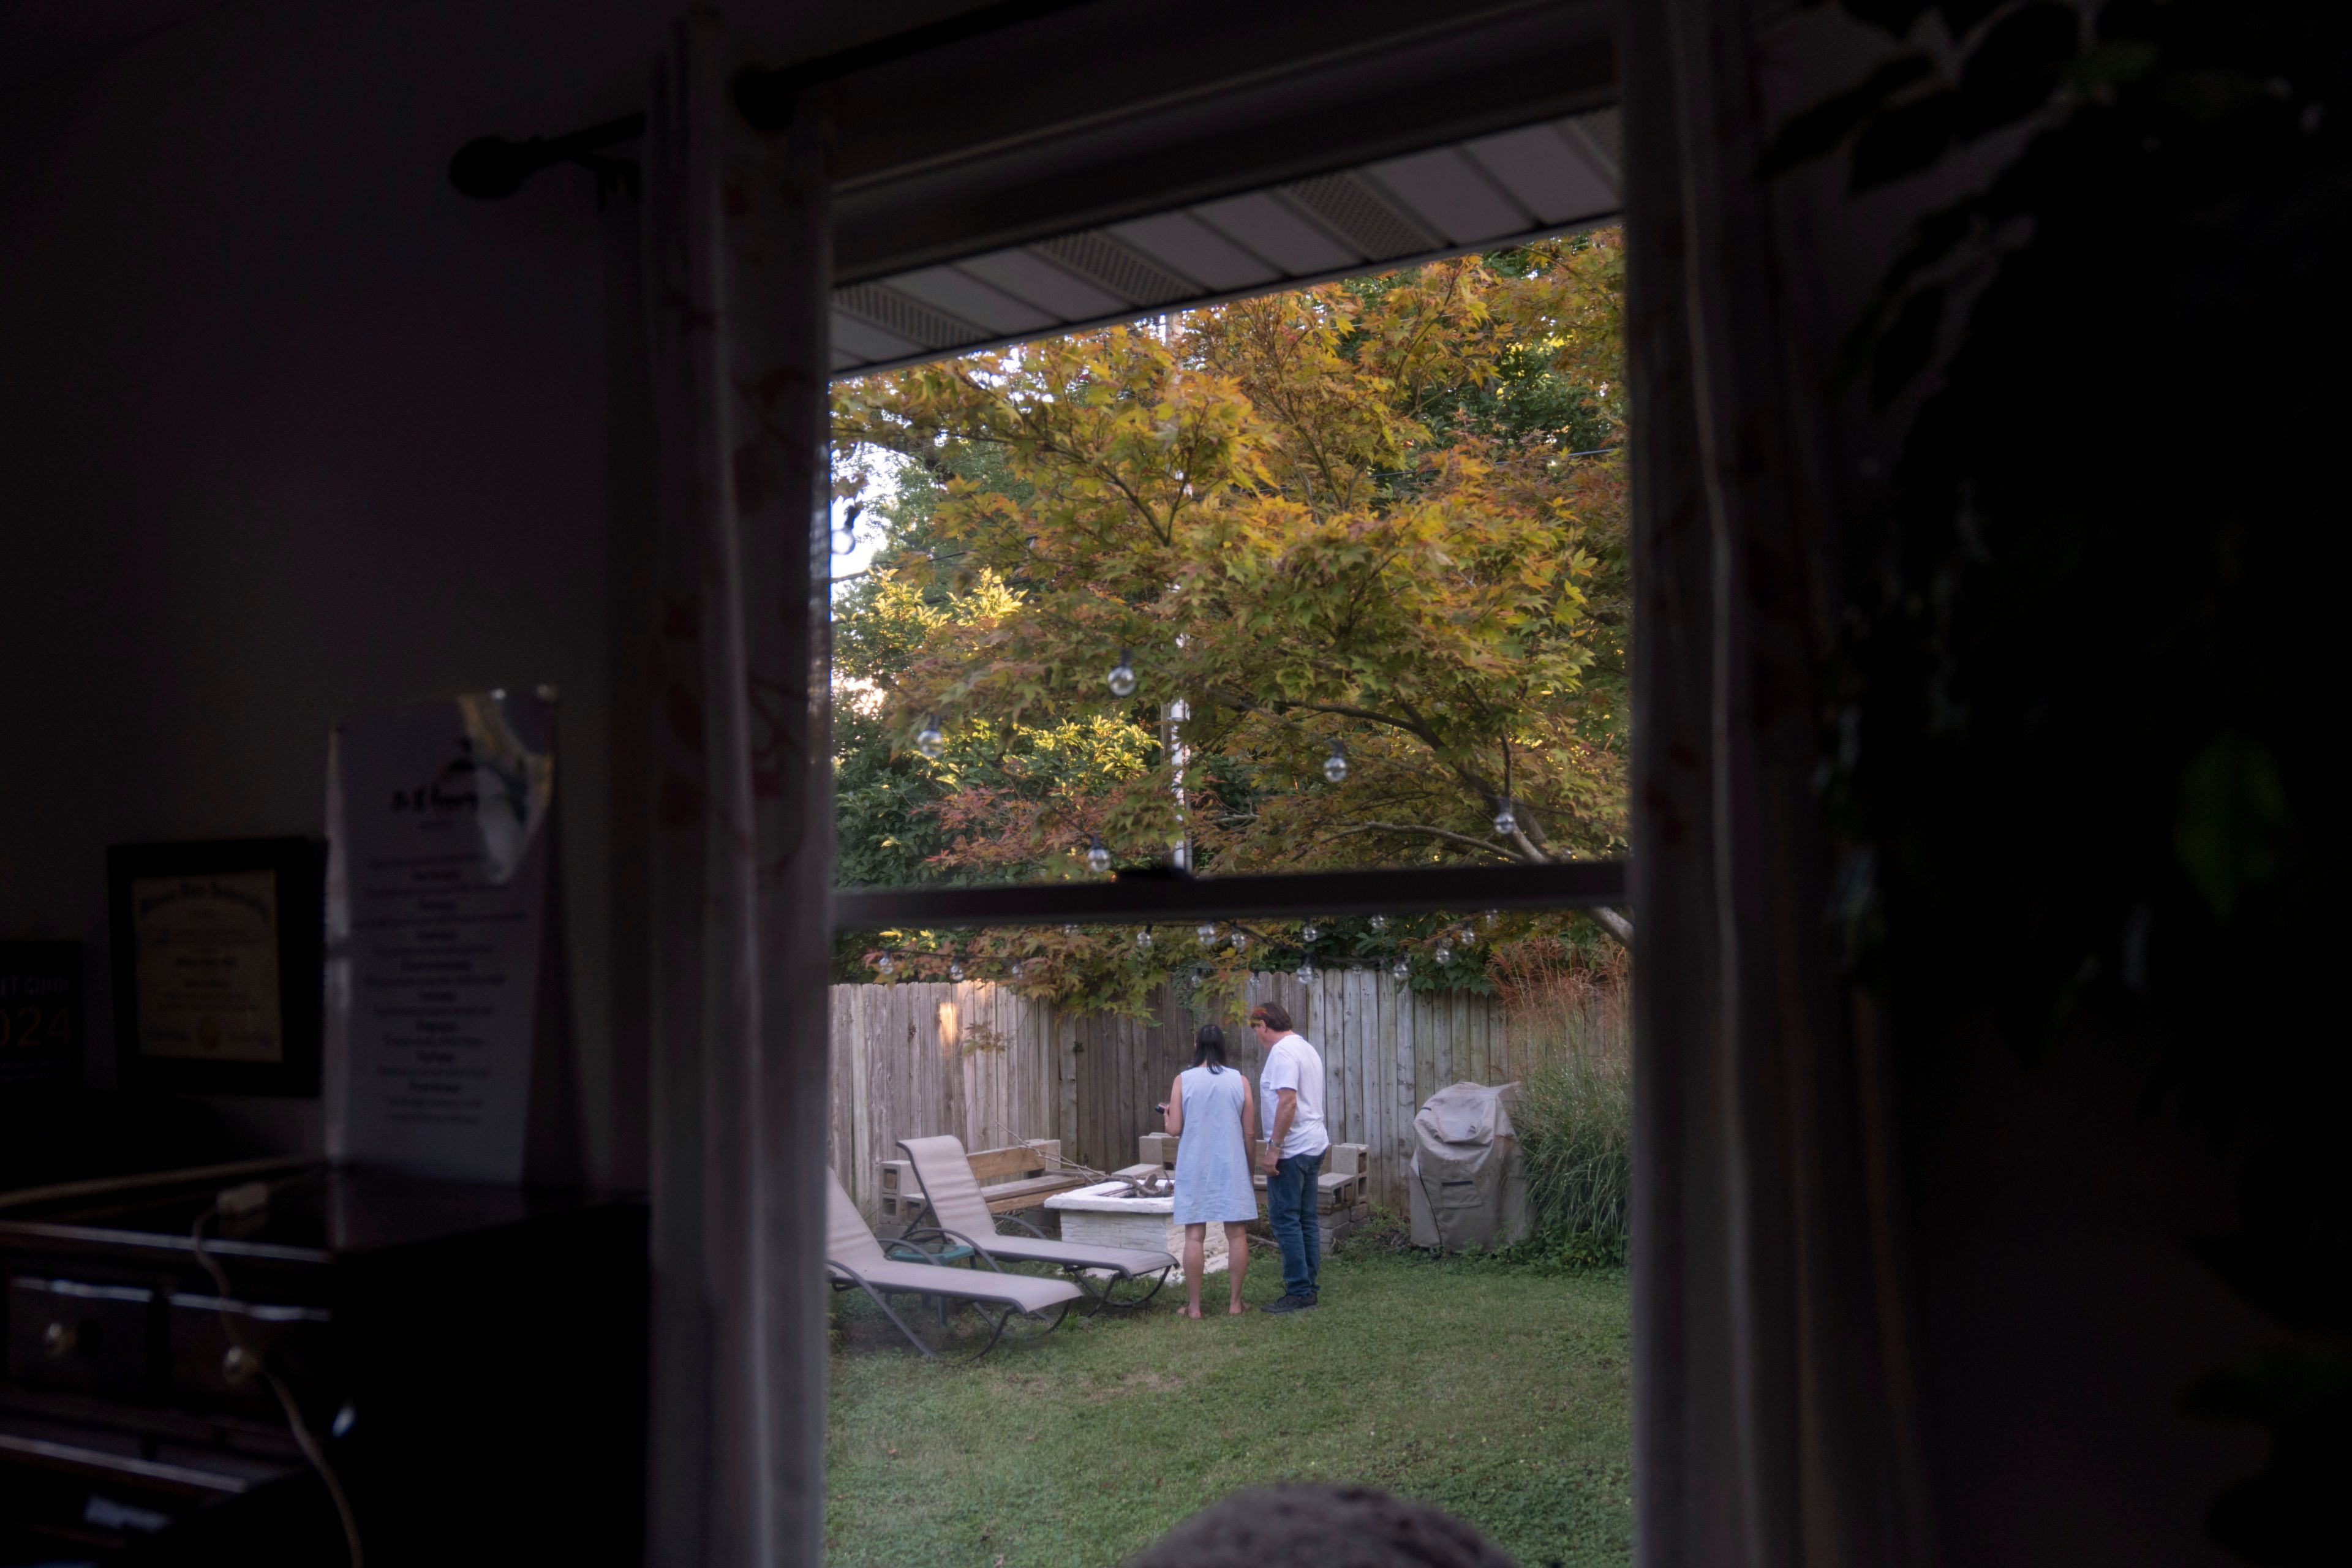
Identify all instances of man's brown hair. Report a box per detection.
[1250,1001,1292,1034]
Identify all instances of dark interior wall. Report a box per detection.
[1905,1028,2270,1566]
[0,0,678,1175]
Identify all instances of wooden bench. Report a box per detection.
[876,1139,1089,1228]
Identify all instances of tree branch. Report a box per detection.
[1316,820,1526,861]
[1588,905,1634,951]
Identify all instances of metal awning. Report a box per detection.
[829,107,1620,376]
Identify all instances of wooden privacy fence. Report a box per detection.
[827,971,1517,1218]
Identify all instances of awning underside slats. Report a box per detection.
[829,107,1621,377]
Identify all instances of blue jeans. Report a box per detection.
[1266,1150,1324,1298]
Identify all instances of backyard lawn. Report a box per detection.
[824,1242,1631,1568]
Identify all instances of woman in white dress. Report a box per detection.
[1161,1025,1257,1317]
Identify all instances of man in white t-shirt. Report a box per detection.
[1251,1001,1330,1312]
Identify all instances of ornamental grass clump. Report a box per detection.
[1494,934,1630,1266]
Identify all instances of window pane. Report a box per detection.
[831,234,1627,892]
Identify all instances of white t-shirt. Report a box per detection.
[1259,1033,1330,1158]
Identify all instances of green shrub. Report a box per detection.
[1496,937,1630,1267]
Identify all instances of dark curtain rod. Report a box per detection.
[450,0,1101,200]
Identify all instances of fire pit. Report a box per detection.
[1046,1177,1228,1280]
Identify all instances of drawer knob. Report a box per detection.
[40,1320,76,1359]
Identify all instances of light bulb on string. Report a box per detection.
[1061,924,1081,937]
[1106,648,1137,698]
[1196,922,1219,945]
[1323,741,1348,784]
[1492,799,1518,837]
[1136,927,1154,952]
[875,952,894,976]
[948,960,965,982]
[1390,957,1410,982]
[1434,941,1453,965]
[1300,922,1319,944]
[1231,931,1248,954]
[1087,836,1112,874]
[915,715,945,760]
[1369,915,1388,933]
[1458,925,1477,949]
[1483,910,1499,929]
[1294,960,1316,984]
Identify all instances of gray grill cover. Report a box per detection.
[1408,1082,1530,1251]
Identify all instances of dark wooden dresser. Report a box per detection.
[0,1163,645,1566]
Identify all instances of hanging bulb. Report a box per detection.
[1458,925,1477,949]
[1106,648,1137,698]
[1136,927,1154,952]
[1483,909,1499,929]
[1369,914,1388,933]
[1323,740,1348,784]
[1010,958,1026,979]
[1390,957,1411,982]
[915,715,945,760]
[1062,924,1081,936]
[1087,836,1112,874]
[1231,931,1248,954]
[1434,941,1453,965]
[876,952,894,976]
[1196,922,1219,945]
[1300,922,1320,944]
[1294,960,1316,984]
[1492,799,1518,837]
[948,960,965,982]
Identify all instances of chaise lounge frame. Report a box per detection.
[895,1135,1176,1314]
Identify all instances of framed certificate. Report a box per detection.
[108,838,323,1096]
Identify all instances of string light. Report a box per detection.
[949,960,965,982]
[915,715,945,760]
[1196,922,1219,944]
[876,952,894,975]
[1492,799,1518,837]
[1087,836,1112,874]
[1231,931,1248,953]
[1434,941,1453,965]
[1294,960,1316,984]
[1301,922,1319,944]
[1369,915,1388,933]
[1062,924,1082,936]
[1323,741,1348,783]
[1390,957,1410,981]
[1458,925,1477,949]
[1106,648,1137,698]
[1136,928,1154,952]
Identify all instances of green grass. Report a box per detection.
[824,1245,1631,1568]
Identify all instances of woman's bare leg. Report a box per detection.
[1225,1223,1250,1313]
[1183,1224,1206,1317]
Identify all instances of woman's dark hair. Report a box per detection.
[1192,1025,1228,1074]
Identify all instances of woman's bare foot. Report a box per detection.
[1227,1300,1246,1315]
[1180,1306,1204,1319]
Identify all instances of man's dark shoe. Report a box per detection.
[1261,1292,1319,1314]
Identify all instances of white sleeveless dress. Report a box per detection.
[1173,1064,1257,1224]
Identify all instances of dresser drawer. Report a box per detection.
[165,1292,334,1417]
[5,1276,154,1401]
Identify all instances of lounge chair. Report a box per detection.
[895,1136,1176,1313]
[824,1167,1082,1360]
